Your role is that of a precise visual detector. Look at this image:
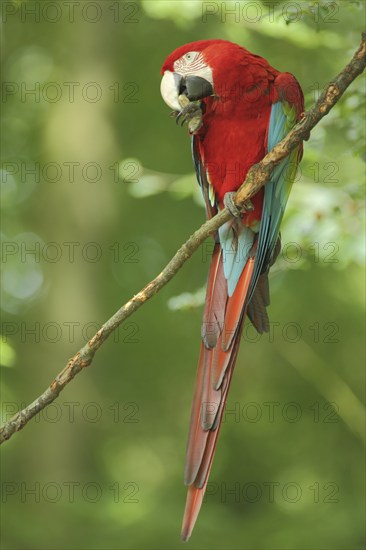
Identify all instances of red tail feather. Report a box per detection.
[181,249,255,540]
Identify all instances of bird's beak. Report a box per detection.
[161,71,213,111]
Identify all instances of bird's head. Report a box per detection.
[160,39,252,111]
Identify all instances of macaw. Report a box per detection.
[160,39,304,541]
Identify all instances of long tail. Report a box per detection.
[181,240,255,541]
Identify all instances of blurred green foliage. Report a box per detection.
[1,1,365,549]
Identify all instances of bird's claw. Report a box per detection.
[171,95,203,134]
[224,192,254,218]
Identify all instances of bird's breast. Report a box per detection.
[199,111,269,202]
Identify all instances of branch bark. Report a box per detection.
[1,33,365,445]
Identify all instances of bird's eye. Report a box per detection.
[184,52,196,62]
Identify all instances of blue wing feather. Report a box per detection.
[248,100,300,301]
[218,221,254,297]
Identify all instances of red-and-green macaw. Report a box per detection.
[160,39,304,541]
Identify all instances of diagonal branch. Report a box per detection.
[1,33,365,445]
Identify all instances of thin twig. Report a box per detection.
[1,33,365,445]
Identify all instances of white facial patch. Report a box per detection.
[173,52,213,85]
[160,70,182,111]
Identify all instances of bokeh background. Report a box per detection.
[1,1,365,548]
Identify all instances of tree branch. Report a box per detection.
[1,33,365,445]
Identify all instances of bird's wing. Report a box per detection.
[248,72,304,304]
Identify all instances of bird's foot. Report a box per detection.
[223,192,254,218]
[170,95,203,134]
